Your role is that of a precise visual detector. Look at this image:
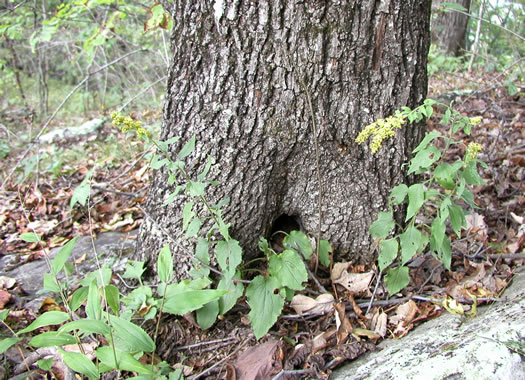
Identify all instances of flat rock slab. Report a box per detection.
[331,270,525,380]
[0,230,138,303]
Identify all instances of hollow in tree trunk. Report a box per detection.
[135,1,431,279]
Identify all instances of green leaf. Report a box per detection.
[439,237,452,270]
[408,146,441,174]
[384,266,410,295]
[441,107,451,124]
[216,211,231,240]
[19,311,70,334]
[70,170,92,209]
[378,238,398,272]
[413,131,441,153]
[157,244,173,284]
[0,338,20,354]
[390,184,408,205]
[96,346,154,374]
[434,162,462,190]
[441,2,468,11]
[318,240,332,267]
[51,237,78,275]
[197,156,214,181]
[440,196,452,221]
[60,350,99,379]
[178,135,196,160]
[196,300,219,330]
[218,275,244,315]
[0,310,8,322]
[185,217,201,238]
[188,181,206,197]
[122,261,146,281]
[43,274,60,293]
[216,240,242,281]
[104,285,120,315]
[163,186,183,206]
[162,288,228,315]
[462,161,485,185]
[20,232,41,242]
[448,203,466,237]
[149,154,168,169]
[399,225,422,264]
[258,237,272,255]
[29,331,76,347]
[283,231,313,260]
[430,216,446,252]
[58,320,111,336]
[182,201,195,231]
[246,276,285,340]
[269,250,308,290]
[86,280,102,321]
[109,314,155,353]
[370,211,395,238]
[37,358,53,371]
[190,237,211,278]
[406,184,425,221]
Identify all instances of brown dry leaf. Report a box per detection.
[331,262,352,282]
[510,212,524,224]
[390,300,419,337]
[333,270,373,296]
[62,342,97,358]
[0,276,16,289]
[465,212,488,238]
[233,339,282,380]
[39,298,62,313]
[351,328,381,342]
[73,253,88,265]
[290,293,334,314]
[0,289,13,308]
[334,301,353,345]
[369,309,388,338]
[312,328,336,354]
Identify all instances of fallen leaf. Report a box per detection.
[290,293,334,314]
[334,301,353,345]
[465,212,488,239]
[0,276,17,289]
[0,289,13,308]
[369,309,388,338]
[333,270,373,295]
[233,339,282,380]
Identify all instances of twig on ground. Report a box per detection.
[175,337,238,352]
[188,339,249,380]
[272,369,313,380]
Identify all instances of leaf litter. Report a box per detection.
[0,74,524,379]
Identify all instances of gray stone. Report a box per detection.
[331,270,525,380]
[0,230,138,301]
[38,118,105,143]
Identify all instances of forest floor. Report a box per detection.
[0,71,524,379]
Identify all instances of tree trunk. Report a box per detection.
[431,0,471,56]
[136,0,431,279]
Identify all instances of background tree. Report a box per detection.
[431,0,472,56]
[135,0,432,277]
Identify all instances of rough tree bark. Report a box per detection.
[136,0,431,278]
[431,0,471,56]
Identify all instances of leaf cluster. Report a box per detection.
[369,100,487,294]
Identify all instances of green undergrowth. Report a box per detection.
[0,100,487,378]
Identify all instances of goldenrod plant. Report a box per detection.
[357,99,486,294]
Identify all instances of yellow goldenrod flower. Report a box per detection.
[469,116,482,125]
[465,142,483,163]
[355,114,407,154]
